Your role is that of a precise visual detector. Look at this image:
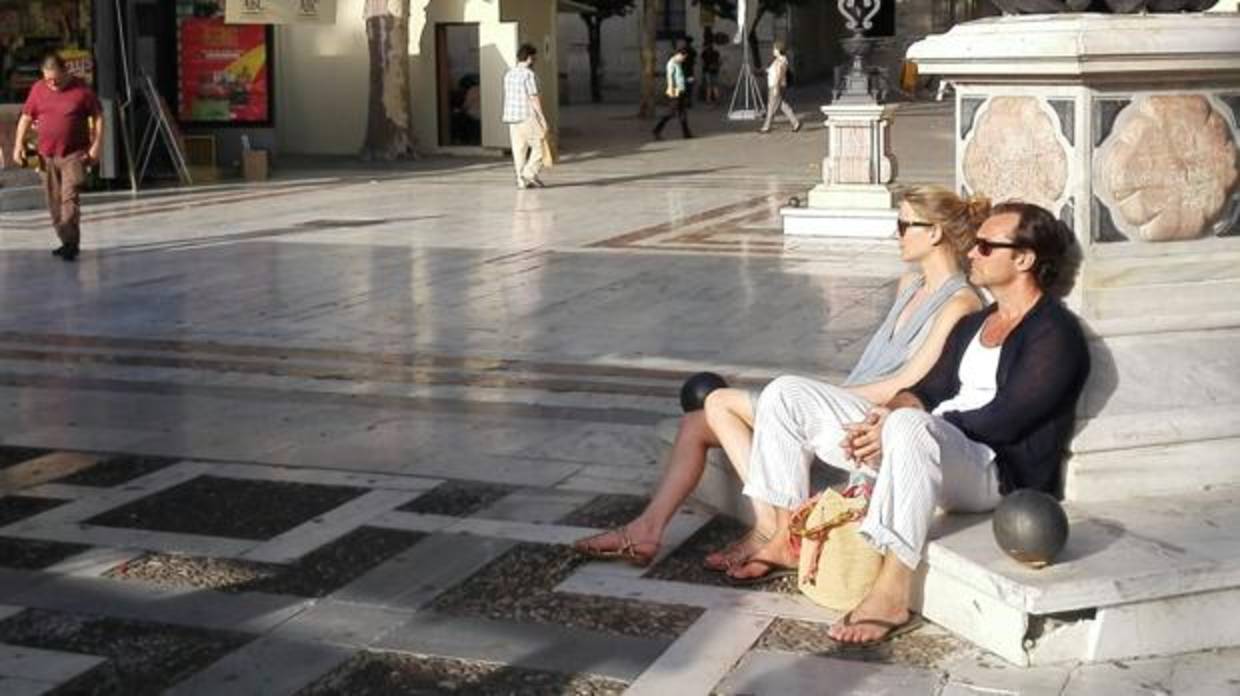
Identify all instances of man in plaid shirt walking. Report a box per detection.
[502,44,549,189]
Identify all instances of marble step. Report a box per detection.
[0,185,42,213]
[1071,320,1240,501]
[1086,242,1240,289]
[1082,277,1240,320]
[920,488,1240,666]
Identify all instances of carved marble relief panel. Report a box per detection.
[836,125,877,184]
[1093,95,1239,242]
[962,96,1069,211]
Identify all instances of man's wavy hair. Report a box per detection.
[991,201,1074,292]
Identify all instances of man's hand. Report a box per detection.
[840,406,891,469]
[86,145,101,167]
[10,147,25,168]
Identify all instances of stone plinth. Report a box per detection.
[781,101,899,238]
[903,12,1240,667]
[908,13,1240,501]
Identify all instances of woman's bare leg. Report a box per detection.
[703,388,780,538]
[574,410,717,555]
[639,409,718,533]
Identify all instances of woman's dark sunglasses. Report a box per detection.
[896,219,933,237]
[972,238,1029,256]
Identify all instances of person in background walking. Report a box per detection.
[11,52,102,262]
[502,43,548,189]
[759,41,801,134]
[700,37,721,107]
[653,47,692,141]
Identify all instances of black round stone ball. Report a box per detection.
[992,489,1069,569]
[679,372,728,413]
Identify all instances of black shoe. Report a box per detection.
[652,130,663,141]
[59,245,79,262]
[52,245,67,257]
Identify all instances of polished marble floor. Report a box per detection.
[0,102,926,482]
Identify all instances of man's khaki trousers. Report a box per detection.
[508,117,544,185]
[41,153,87,247]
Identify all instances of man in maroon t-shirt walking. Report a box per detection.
[11,53,103,262]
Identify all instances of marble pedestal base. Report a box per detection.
[783,99,898,239]
[780,202,898,238]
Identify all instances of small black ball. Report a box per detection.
[992,489,1069,569]
[679,372,728,413]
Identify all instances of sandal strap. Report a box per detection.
[615,527,635,555]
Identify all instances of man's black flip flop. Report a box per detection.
[830,611,925,648]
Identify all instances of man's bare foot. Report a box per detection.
[827,591,912,644]
[572,521,660,565]
[725,533,798,581]
[703,528,770,572]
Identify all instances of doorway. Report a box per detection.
[435,23,481,147]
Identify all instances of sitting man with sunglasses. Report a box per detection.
[812,201,1090,646]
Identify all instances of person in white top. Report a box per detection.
[502,44,549,189]
[759,42,801,134]
[824,203,1089,648]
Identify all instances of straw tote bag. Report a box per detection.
[789,485,883,610]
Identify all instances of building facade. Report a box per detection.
[276,0,559,156]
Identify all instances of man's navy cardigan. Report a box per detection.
[905,294,1090,496]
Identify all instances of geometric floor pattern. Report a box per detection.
[5,450,1233,695]
[0,449,981,695]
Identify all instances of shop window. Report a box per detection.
[0,0,94,104]
[175,0,272,125]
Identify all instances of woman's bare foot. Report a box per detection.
[703,528,770,572]
[725,533,798,581]
[572,521,661,566]
[827,591,912,644]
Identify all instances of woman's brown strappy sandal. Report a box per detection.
[573,528,660,567]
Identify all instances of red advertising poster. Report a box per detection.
[178,17,269,123]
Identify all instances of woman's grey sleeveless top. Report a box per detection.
[842,274,971,387]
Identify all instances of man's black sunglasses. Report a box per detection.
[972,238,1030,256]
[896,219,934,237]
